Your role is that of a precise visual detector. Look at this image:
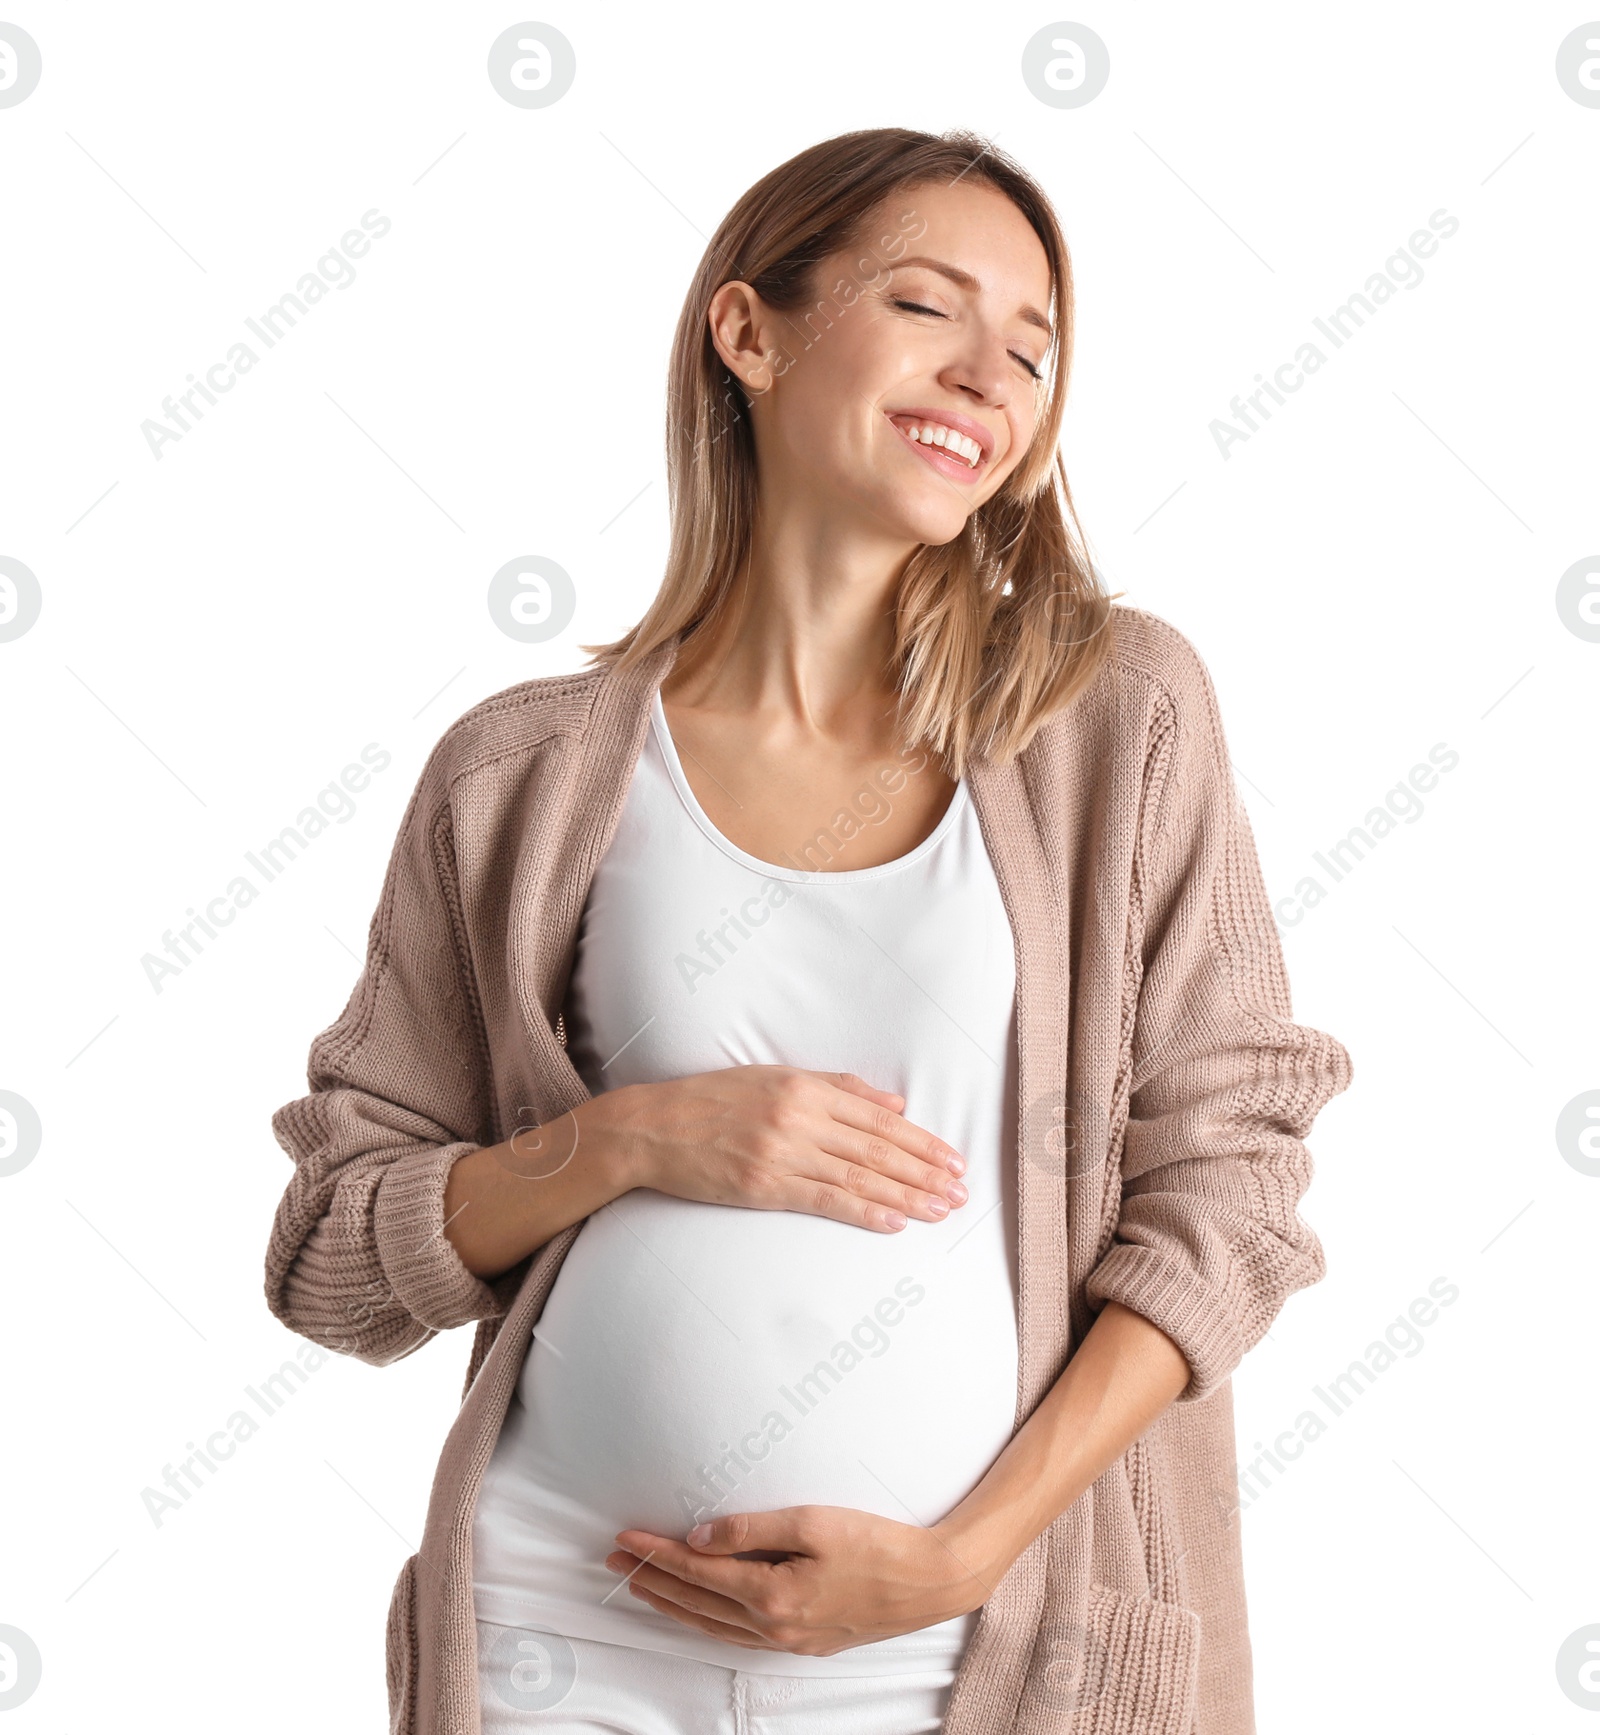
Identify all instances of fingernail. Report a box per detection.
[885,1210,908,1229]
[927,1198,949,1217]
[947,1181,968,1204]
[687,1523,712,1546]
[945,1153,965,1174]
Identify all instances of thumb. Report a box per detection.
[685,1508,813,1558]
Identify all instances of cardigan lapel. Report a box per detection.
[951,742,1076,1733]
[965,743,1075,1401]
[505,635,683,1119]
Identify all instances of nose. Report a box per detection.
[937,325,1015,408]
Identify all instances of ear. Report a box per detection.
[707,281,780,396]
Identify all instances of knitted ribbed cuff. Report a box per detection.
[1084,1242,1247,1405]
[373,1141,504,1333]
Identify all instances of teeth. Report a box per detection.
[899,419,982,468]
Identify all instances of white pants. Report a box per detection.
[476,1620,957,1734]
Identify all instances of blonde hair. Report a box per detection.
[582,126,1116,773]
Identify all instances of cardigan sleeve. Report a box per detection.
[1085,633,1354,1404]
[264,743,507,1367]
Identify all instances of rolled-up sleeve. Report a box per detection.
[1086,636,1354,1403]
[265,746,507,1366]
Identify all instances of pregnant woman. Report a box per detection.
[266,128,1352,1735]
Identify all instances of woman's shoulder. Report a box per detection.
[407,662,613,808]
[1103,604,1220,708]
[1022,604,1225,765]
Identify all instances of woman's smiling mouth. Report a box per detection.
[887,410,993,481]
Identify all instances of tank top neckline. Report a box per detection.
[648,686,970,884]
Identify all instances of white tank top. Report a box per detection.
[472,689,1021,1677]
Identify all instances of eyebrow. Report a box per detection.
[891,255,1055,340]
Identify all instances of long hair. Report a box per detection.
[581,126,1117,773]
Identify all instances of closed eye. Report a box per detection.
[890,298,1043,382]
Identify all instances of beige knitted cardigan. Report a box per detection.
[265,605,1352,1735]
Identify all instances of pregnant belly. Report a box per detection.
[509,1188,1020,1539]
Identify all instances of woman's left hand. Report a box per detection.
[604,1506,1000,1656]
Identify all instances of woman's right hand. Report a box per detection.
[582,1065,968,1232]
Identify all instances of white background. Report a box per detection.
[2,2,1597,1728]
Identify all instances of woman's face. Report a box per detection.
[711,178,1055,549]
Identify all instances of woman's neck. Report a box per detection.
[663,502,917,740]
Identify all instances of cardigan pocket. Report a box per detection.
[1081,1584,1199,1734]
[385,1552,420,1735]
[1025,1582,1201,1733]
